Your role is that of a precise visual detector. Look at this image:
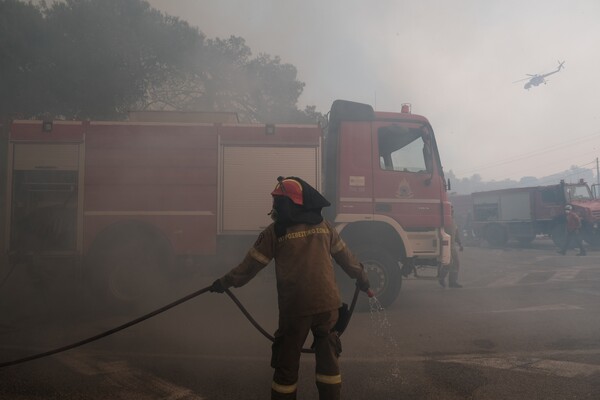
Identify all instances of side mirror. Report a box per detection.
[446,178,452,191]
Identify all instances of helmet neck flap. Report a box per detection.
[271,176,330,237]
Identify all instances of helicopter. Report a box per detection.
[513,61,565,90]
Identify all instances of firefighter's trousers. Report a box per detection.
[560,231,586,254]
[271,309,341,400]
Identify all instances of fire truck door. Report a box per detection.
[9,143,83,254]
[371,122,443,239]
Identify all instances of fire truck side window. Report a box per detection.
[541,187,560,203]
[567,185,592,200]
[378,125,429,173]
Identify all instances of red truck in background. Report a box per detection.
[1,100,452,309]
[469,180,600,248]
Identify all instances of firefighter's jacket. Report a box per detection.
[220,220,369,317]
[444,220,462,248]
[566,212,582,233]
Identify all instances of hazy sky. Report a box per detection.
[148,0,600,182]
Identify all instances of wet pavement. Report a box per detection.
[1,239,600,399]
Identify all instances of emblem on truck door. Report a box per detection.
[396,179,413,198]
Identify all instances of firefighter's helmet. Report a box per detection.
[271,177,303,205]
[565,204,573,211]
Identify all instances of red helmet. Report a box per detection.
[271,177,303,205]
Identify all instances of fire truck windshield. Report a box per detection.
[566,184,592,201]
[378,124,432,173]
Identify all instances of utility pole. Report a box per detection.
[597,157,600,186]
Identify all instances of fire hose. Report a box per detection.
[0,283,361,369]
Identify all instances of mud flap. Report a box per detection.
[441,229,452,265]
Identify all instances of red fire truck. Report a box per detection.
[1,100,452,308]
[471,180,600,247]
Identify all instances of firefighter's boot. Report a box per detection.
[449,270,462,288]
[438,266,448,288]
[316,379,341,400]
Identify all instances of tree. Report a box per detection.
[43,0,201,119]
[142,36,319,123]
[0,0,202,120]
[0,0,49,118]
[1,0,320,122]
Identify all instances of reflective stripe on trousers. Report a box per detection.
[316,373,342,385]
[271,380,298,399]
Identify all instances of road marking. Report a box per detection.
[570,288,600,296]
[487,272,527,287]
[487,303,583,313]
[534,255,557,262]
[53,348,600,383]
[481,265,599,288]
[58,353,204,399]
[550,268,583,281]
[439,354,600,378]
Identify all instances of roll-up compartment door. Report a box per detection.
[10,143,82,253]
[221,146,318,232]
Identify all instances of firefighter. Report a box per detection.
[557,204,586,256]
[438,208,464,288]
[210,176,371,400]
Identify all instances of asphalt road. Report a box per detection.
[1,238,599,399]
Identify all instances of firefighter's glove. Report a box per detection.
[210,279,226,293]
[356,279,371,294]
[356,280,375,298]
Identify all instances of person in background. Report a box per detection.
[210,176,372,400]
[557,204,586,256]
[439,207,464,288]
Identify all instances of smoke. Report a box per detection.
[147,0,600,181]
[0,259,280,359]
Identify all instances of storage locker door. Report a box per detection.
[222,146,318,232]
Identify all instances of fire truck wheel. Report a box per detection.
[353,245,401,310]
[484,224,508,248]
[87,227,173,311]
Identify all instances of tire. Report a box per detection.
[484,224,508,247]
[88,227,173,312]
[353,245,402,309]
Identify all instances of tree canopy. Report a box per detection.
[0,0,319,123]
